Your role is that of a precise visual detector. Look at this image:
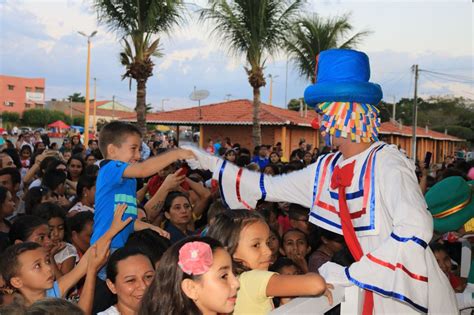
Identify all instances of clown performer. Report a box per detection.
[184,49,457,314]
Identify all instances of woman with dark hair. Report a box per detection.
[139,236,239,315]
[67,211,93,260]
[67,155,85,183]
[100,247,155,315]
[68,175,96,215]
[163,191,195,244]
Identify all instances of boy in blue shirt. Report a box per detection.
[90,121,194,252]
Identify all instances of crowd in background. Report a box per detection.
[0,126,472,315]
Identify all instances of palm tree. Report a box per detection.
[286,14,370,83]
[200,0,303,146]
[93,0,184,134]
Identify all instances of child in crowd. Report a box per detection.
[308,228,345,273]
[280,228,311,273]
[90,121,194,274]
[100,247,156,315]
[430,243,466,292]
[139,236,240,315]
[207,210,332,315]
[124,229,171,268]
[270,257,302,306]
[33,203,77,275]
[267,228,281,264]
[68,175,96,215]
[67,211,93,261]
[0,204,131,307]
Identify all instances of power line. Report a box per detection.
[421,72,474,85]
[419,69,473,81]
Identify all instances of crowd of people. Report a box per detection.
[0,119,472,315]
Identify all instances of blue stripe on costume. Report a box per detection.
[345,268,428,313]
[310,211,342,229]
[391,232,428,249]
[218,161,230,209]
[259,173,267,201]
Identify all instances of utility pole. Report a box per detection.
[112,95,115,120]
[93,78,97,132]
[411,64,419,161]
[392,95,396,120]
[268,74,278,105]
[284,58,288,107]
[78,30,97,145]
[161,98,169,112]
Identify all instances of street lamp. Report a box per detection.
[78,30,97,144]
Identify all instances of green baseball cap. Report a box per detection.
[425,176,474,233]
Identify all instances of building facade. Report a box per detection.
[0,75,45,113]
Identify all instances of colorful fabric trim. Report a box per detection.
[390,232,428,249]
[218,160,230,209]
[259,173,267,201]
[310,145,385,232]
[316,101,380,143]
[236,168,253,210]
[366,253,428,282]
[345,268,428,313]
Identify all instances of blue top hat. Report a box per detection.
[304,49,383,106]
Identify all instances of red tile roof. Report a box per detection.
[122,99,317,126]
[379,121,463,141]
[72,105,134,119]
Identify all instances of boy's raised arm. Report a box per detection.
[123,149,195,178]
[57,204,131,296]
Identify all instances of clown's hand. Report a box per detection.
[181,145,221,172]
[318,262,353,287]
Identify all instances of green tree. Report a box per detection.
[285,14,370,83]
[94,0,184,135]
[22,109,71,127]
[2,112,20,123]
[73,116,85,126]
[287,98,304,111]
[200,0,303,146]
[68,92,86,102]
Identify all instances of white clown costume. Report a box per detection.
[185,49,457,314]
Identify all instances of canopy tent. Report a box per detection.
[71,125,84,133]
[48,120,70,129]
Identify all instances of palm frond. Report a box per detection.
[285,13,371,82]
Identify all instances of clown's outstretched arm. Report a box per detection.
[184,146,315,209]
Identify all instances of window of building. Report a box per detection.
[34,103,43,109]
[7,85,14,91]
[25,87,32,92]
[25,103,31,108]
[4,101,14,107]
[35,87,44,92]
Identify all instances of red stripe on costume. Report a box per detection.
[366,253,428,282]
[236,168,253,210]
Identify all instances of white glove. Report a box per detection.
[181,145,222,172]
[318,262,353,287]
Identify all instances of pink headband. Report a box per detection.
[178,241,213,276]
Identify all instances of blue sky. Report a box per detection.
[0,0,472,112]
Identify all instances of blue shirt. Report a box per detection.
[165,222,193,244]
[251,156,270,170]
[91,160,137,248]
[46,281,60,298]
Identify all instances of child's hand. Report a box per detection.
[50,241,66,255]
[88,243,110,272]
[178,148,196,160]
[323,283,334,305]
[109,204,133,236]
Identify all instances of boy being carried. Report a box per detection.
[90,122,194,262]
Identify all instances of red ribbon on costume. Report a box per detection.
[330,161,374,315]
